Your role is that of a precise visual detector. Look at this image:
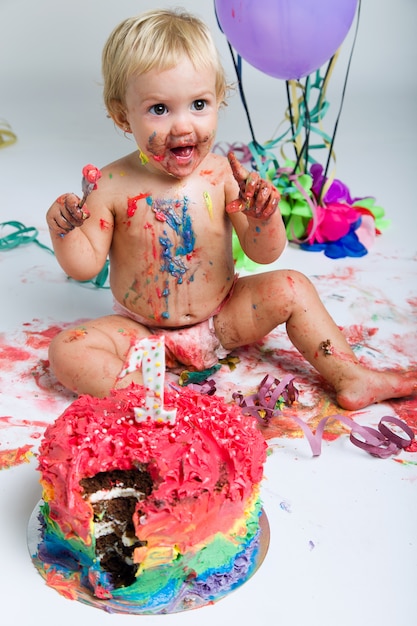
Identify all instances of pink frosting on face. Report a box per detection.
[38,384,267,545]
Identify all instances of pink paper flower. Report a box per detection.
[306,201,360,244]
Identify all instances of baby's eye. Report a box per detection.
[149,103,168,116]
[191,100,206,112]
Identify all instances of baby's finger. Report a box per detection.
[61,194,86,225]
[227,151,250,190]
[228,151,262,203]
[253,181,273,212]
[254,183,280,219]
[244,170,261,200]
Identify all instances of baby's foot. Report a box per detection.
[336,370,417,411]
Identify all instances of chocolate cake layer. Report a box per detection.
[81,468,153,588]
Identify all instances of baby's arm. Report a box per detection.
[225,152,287,264]
[46,166,113,282]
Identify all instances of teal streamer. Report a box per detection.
[0,221,54,254]
[0,220,109,289]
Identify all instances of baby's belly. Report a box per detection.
[111,275,234,328]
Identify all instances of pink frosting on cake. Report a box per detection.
[38,384,267,551]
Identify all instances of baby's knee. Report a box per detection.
[273,268,315,298]
[49,326,86,351]
[287,268,313,286]
[48,327,88,372]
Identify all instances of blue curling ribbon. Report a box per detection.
[0,220,109,289]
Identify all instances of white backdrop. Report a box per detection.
[1,0,416,214]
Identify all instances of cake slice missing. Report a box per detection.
[80,468,152,588]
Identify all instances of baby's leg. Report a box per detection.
[48,315,151,397]
[215,270,417,410]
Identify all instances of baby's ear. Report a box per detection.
[108,100,131,132]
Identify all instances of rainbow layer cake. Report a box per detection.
[33,366,268,613]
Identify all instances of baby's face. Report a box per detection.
[123,57,219,179]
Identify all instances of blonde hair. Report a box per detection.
[102,8,228,119]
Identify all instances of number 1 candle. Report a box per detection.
[118,335,177,424]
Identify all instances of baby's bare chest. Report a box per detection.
[114,188,228,244]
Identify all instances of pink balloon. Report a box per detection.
[215,0,358,80]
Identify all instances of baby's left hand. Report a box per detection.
[226,151,280,219]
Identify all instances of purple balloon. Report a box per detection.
[215,0,358,80]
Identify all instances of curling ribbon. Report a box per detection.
[0,221,54,253]
[233,374,415,459]
[0,220,109,289]
[0,120,17,149]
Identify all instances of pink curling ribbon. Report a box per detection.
[233,374,299,422]
[213,141,253,165]
[185,379,217,396]
[233,374,415,458]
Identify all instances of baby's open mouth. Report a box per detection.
[170,145,194,159]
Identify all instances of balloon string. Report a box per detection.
[286,67,334,172]
[285,81,299,162]
[223,0,362,189]
[227,42,261,150]
[215,2,261,149]
[289,80,303,168]
[318,51,339,113]
[291,76,313,173]
[303,75,311,168]
[312,55,339,200]
[319,0,362,202]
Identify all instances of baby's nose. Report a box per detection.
[170,113,193,137]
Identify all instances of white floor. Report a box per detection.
[1,1,416,625]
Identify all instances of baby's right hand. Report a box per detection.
[46,193,90,236]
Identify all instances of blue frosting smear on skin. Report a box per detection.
[153,197,196,282]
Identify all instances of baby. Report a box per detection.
[46,8,416,408]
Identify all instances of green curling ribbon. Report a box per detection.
[178,364,221,386]
[0,221,109,289]
[0,221,54,254]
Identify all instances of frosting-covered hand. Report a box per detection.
[46,193,89,236]
[226,151,280,219]
[46,164,102,236]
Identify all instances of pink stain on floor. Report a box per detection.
[23,324,63,350]
[0,343,32,370]
[0,272,416,469]
[0,319,83,468]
